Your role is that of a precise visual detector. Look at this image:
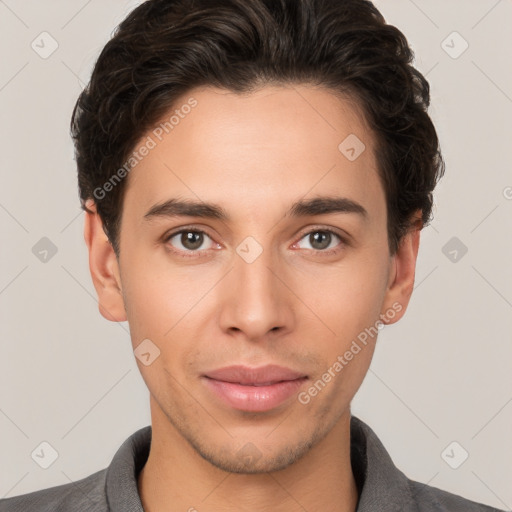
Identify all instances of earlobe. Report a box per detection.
[83,200,127,323]
[380,216,422,325]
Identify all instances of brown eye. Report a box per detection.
[166,230,213,252]
[309,231,332,250]
[296,229,343,252]
[180,231,204,250]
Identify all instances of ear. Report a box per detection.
[83,199,127,322]
[380,211,422,325]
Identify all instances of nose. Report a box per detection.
[218,244,295,341]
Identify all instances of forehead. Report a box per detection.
[122,84,384,222]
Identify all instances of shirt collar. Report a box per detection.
[105,416,415,511]
[350,416,418,511]
[105,425,149,511]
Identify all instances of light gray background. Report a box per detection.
[0,0,511,509]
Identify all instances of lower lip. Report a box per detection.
[202,377,308,412]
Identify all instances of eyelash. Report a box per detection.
[162,226,347,258]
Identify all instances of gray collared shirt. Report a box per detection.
[0,416,505,511]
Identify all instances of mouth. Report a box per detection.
[220,381,291,387]
[201,364,308,412]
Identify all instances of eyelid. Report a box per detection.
[295,225,349,243]
[163,224,217,241]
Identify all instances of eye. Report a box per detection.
[295,229,344,253]
[163,227,346,257]
[165,229,218,253]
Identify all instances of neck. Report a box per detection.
[138,398,359,512]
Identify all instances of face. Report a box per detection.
[86,84,419,474]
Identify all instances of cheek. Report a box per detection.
[293,251,389,393]
[300,264,386,406]
[120,249,213,340]
[119,259,222,393]
[121,276,170,343]
[297,253,389,334]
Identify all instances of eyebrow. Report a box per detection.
[143,196,368,222]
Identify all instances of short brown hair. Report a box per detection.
[71,0,444,256]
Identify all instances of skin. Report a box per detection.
[84,84,421,512]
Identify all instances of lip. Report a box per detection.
[204,364,306,384]
[202,365,308,412]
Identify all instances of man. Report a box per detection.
[0,0,505,511]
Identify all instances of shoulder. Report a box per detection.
[350,416,505,512]
[408,479,505,511]
[0,469,107,512]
